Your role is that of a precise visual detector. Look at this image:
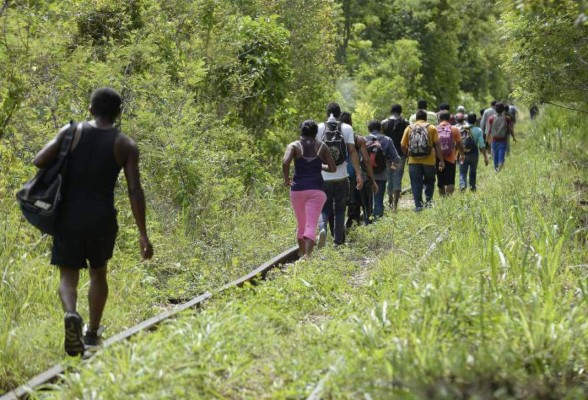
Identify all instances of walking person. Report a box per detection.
[283,120,336,258]
[401,110,445,211]
[340,112,377,229]
[409,99,439,125]
[436,110,465,196]
[480,100,497,146]
[487,102,516,172]
[33,87,153,356]
[381,104,409,212]
[365,120,400,220]
[459,113,489,192]
[316,102,363,247]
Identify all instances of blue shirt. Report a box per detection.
[366,132,400,181]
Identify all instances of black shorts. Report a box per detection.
[436,160,457,188]
[51,231,117,269]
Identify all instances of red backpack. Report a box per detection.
[437,123,454,157]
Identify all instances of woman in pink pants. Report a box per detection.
[283,120,336,258]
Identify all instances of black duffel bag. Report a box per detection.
[16,122,77,235]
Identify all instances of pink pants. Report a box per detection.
[290,189,327,242]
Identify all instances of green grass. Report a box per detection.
[3,107,588,398]
[17,109,585,398]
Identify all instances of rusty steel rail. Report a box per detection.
[1,246,299,400]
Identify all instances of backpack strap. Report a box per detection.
[59,121,76,158]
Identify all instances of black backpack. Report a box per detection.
[366,134,387,174]
[383,117,407,140]
[323,121,347,165]
[16,122,77,235]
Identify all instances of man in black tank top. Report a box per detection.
[33,87,153,356]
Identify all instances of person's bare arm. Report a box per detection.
[454,131,465,163]
[357,137,378,192]
[318,143,337,172]
[33,124,70,168]
[434,141,445,170]
[347,143,363,190]
[282,143,295,186]
[118,136,153,260]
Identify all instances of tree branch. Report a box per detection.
[0,0,10,19]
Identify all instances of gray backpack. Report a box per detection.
[407,123,431,157]
[489,114,509,139]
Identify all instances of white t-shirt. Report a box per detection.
[317,121,355,181]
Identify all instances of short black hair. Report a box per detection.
[368,119,381,133]
[490,100,497,107]
[438,110,451,122]
[438,103,450,111]
[467,113,477,125]
[340,111,352,126]
[417,99,428,110]
[300,120,318,138]
[90,87,122,121]
[415,110,427,121]
[326,102,341,118]
[495,102,505,114]
[390,104,402,114]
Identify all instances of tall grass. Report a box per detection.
[24,107,586,398]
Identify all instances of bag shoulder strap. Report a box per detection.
[59,121,76,158]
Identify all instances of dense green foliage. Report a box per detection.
[501,0,588,105]
[1,0,587,396]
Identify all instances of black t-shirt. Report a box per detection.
[382,116,408,156]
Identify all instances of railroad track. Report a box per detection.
[1,247,300,400]
[2,186,415,400]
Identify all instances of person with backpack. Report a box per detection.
[316,102,363,247]
[459,113,489,191]
[480,100,497,146]
[401,110,445,211]
[381,103,409,212]
[283,120,336,258]
[436,110,465,196]
[32,88,153,356]
[409,99,439,125]
[365,119,400,220]
[487,102,516,172]
[341,112,378,229]
[437,103,456,125]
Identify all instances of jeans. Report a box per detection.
[387,156,406,194]
[492,141,507,170]
[408,164,436,211]
[318,179,349,245]
[459,152,479,191]
[373,180,387,219]
[347,175,372,226]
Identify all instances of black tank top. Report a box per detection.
[57,122,122,236]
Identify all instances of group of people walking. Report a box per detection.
[283,99,517,257]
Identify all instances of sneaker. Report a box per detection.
[317,229,327,249]
[83,325,105,350]
[64,312,85,357]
